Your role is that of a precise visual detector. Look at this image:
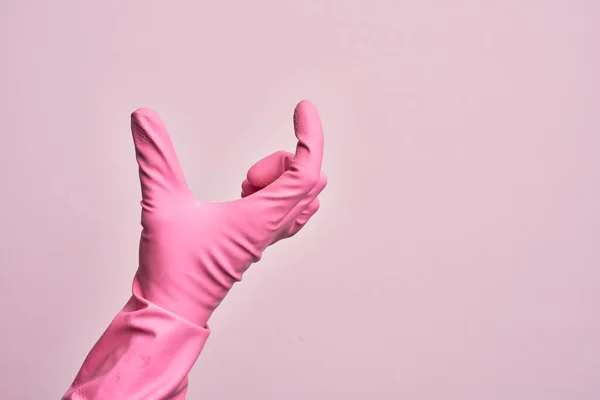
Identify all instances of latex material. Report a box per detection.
[63,100,327,399]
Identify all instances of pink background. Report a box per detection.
[1,1,599,399]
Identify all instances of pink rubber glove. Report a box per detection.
[63,100,327,399]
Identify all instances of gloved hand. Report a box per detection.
[131,100,327,327]
[63,101,327,400]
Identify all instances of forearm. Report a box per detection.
[63,278,210,400]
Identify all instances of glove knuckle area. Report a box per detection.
[294,165,320,192]
[316,170,328,192]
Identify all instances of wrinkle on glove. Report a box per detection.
[63,101,327,399]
